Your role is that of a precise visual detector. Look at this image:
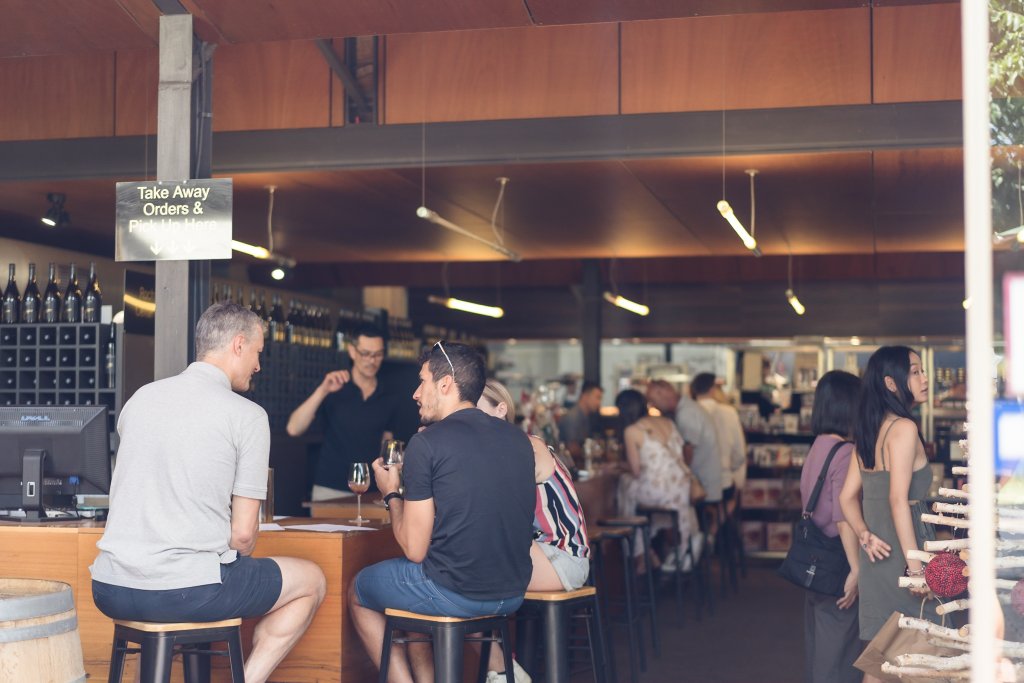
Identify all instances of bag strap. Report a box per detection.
[804,440,850,516]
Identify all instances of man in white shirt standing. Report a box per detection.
[690,373,747,513]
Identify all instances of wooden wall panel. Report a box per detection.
[621,9,871,113]
[384,25,619,124]
[212,40,331,132]
[873,3,962,103]
[0,54,114,141]
[114,49,158,137]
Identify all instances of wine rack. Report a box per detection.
[0,323,118,431]
[247,341,346,433]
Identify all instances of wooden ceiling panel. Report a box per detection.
[0,53,115,141]
[185,0,530,44]
[384,25,619,124]
[873,148,963,252]
[527,0,864,26]
[624,153,877,256]
[621,9,872,114]
[0,0,158,58]
[114,49,158,137]
[212,41,331,132]
[873,3,962,103]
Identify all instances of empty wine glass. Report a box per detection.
[348,462,371,524]
[380,439,404,468]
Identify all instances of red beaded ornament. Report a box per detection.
[924,552,968,598]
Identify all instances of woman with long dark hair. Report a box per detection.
[800,370,862,683]
[616,388,693,569]
[839,346,938,680]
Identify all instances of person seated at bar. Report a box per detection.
[349,342,535,683]
[558,380,603,463]
[286,324,404,501]
[477,378,591,683]
[90,302,327,683]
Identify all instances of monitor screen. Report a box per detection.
[0,405,111,513]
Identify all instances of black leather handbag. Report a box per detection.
[777,440,851,596]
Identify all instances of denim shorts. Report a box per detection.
[538,543,590,592]
[354,558,523,618]
[92,556,282,623]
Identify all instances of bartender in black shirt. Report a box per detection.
[287,325,402,500]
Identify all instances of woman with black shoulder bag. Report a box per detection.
[796,370,863,683]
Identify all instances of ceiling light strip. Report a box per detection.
[417,206,522,262]
[603,292,650,316]
[427,295,504,318]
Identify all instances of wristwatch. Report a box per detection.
[383,491,404,511]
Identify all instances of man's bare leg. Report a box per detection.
[244,557,327,683]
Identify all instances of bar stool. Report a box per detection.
[635,504,707,626]
[516,586,608,683]
[598,516,659,658]
[108,618,244,683]
[589,527,643,683]
[379,609,513,683]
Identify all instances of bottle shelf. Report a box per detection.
[0,322,120,431]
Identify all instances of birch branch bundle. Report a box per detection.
[880,662,969,678]
[921,513,971,529]
[938,487,969,500]
[935,599,970,615]
[898,576,927,589]
[952,466,969,476]
[907,549,936,563]
[928,637,970,652]
[933,502,970,516]
[924,538,970,552]
[893,652,971,671]
[997,578,1018,591]
[897,616,966,641]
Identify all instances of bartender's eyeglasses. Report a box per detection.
[434,340,456,378]
[353,346,385,360]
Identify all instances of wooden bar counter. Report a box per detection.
[0,517,401,682]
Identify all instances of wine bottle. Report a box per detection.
[21,263,40,324]
[42,263,62,323]
[1,264,20,324]
[269,294,285,344]
[82,262,102,323]
[62,263,82,323]
[105,342,116,389]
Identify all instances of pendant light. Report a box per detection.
[786,252,806,316]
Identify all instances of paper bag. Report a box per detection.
[854,611,957,683]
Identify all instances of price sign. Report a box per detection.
[115,179,233,262]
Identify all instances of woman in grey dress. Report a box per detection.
[839,346,938,683]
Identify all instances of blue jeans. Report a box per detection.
[354,558,523,618]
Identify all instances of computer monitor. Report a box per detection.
[0,406,111,522]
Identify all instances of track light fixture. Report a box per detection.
[785,253,806,316]
[416,206,522,262]
[603,292,650,316]
[718,170,762,257]
[41,193,69,228]
[427,295,504,318]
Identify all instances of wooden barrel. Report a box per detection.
[0,578,85,683]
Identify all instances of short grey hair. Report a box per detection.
[195,302,262,360]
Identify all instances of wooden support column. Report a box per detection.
[581,259,602,385]
[154,14,193,380]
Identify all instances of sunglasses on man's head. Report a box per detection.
[434,340,455,377]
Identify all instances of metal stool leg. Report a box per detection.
[499,622,515,683]
[620,535,642,683]
[226,629,246,683]
[181,642,211,683]
[589,595,612,683]
[433,624,464,683]
[541,601,570,683]
[108,632,127,683]
[139,633,174,683]
[638,525,660,657]
[516,608,539,679]
[378,618,395,683]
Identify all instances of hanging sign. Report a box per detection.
[115,179,233,262]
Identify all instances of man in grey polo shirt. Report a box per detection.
[90,302,326,683]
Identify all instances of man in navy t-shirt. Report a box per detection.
[350,341,535,682]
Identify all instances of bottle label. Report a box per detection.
[43,301,59,323]
[1,301,16,324]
